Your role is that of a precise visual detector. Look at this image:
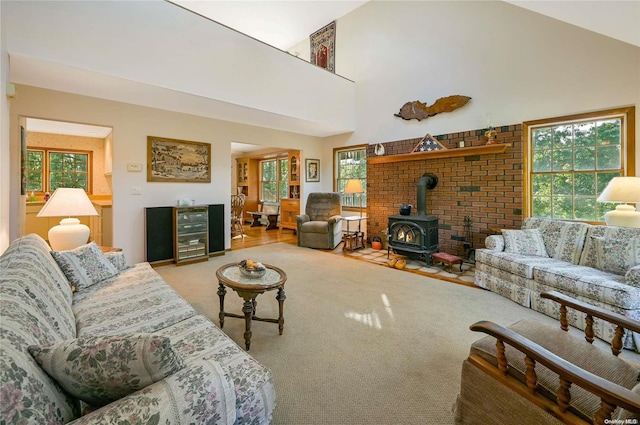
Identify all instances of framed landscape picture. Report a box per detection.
[147,136,211,183]
[306,158,320,182]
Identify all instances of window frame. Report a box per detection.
[26,147,93,194]
[523,106,635,223]
[333,144,367,211]
[259,157,288,202]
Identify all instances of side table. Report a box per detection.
[216,263,287,350]
[342,216,366,250]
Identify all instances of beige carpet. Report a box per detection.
[155,243,638,425]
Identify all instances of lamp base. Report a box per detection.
[604,204,640,229]
[48,218,91,251]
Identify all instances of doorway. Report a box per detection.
[23,118,114,246]
[230,142,298,250]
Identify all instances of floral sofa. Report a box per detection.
[0,234,276,424]
[474,218,640,351]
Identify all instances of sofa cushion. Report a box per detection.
[580,225,640,270]
[475,249,566,279]
[68,360,236,425]
[29,334,185,407]
[523,218,589,264]
[301,220,330,234]
[471,319,639,420]
[155,315,277,425]
[591,236,640,276]
[73,263,197,336]
[503,229,548,257]
[51,242,120,290]
[533,263,640,309]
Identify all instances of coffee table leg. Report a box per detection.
[217,283,226,328]
[242,298,254,350]
[276,288,286,335]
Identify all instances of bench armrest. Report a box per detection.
[470,320,640,417]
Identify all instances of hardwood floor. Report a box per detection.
[230,222,298,251]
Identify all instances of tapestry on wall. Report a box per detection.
[310,21,336,73]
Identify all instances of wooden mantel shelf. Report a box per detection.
[367,144,512,164]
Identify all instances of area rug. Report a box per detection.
[155,243,638,425]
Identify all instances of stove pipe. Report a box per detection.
[417,173,438,215]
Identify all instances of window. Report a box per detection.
[26,148,91,193]
[260,158,288,202]
[334,146,367,209]
[524,107,635,222]
[26,150,44,192]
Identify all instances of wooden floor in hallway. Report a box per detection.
[230,223,297,250]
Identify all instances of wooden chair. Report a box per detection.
[231,194,246,238]
[455,291,640,425]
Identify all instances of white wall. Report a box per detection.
[312,1,639,168]
[9,86,324,262]
[4,0,355,137]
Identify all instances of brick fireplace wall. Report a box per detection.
[367,124,523,257]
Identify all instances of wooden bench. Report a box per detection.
[431,252,463,272]
[247,201,280,230]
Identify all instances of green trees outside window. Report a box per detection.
[260,158,288,202]
[530,117,623,221]
[26,149,90,193]
[49,152,89,191]
[26,150,44,192]
[336,147,367,208]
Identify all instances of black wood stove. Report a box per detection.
[387,173,439,266]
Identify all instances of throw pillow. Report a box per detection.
[104,251,130,271]
[29,334,185,407]
[592,236,640,275]
[502,229,549,257]
[51,242,119,290]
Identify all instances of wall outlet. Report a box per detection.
[131,186,141,195]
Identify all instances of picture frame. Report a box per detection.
[305,159,320,182]
[147,136,211,183]
[310,21,336,73]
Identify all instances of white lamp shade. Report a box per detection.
[37,188,99,218]
[37,188,98,250]
[597,177,640,203]
[597,177,640,228]
[344,179,364,194]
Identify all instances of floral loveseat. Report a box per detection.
[474,218,640,351]
[0,234,276,424]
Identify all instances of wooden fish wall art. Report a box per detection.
[394,95,471,121]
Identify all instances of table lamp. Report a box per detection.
[596,176,640,228]
[37,188,99,250]
[344,179,364,218]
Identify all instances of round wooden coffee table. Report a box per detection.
[216,262,287,351]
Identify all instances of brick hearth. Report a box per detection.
[367,125,523,257]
